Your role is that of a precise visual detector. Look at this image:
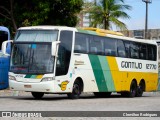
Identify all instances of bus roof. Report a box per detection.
[17,26,157,45]
[18,26,77,31]
[155,40,160,43]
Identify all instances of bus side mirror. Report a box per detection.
[51,41,61,57]
[2,40,13,56]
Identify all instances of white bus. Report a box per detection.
[2,26,158,99]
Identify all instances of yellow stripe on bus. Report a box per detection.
[36,75,43,79]
[106,57,158,92]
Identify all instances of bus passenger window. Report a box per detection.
[124,41,130,58]
[130,42,139,59]
[74,33,88,54]
[148,45,157,61]
[90,47,97,54]
[117,40,126,57]
[104,38,117,56]
[89,36,104,55]
[139,44,147,60]
[105,49,111,55]
[74,45,82,53]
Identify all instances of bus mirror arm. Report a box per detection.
[2,40,13,56]
[51,41,61,57]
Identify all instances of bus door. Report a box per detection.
[0,26,11,90]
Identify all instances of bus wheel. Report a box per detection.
[121,81,137,98]
[67,81,81,99]
[94,92,111,98]
[128,81,137,97]
[31,92,44,99]
[136,81,145,97]
[121,92,128,97]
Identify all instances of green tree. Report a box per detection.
[48,0,83,26]
[0,0,83,34]
[0,0,17,31]
[89,0,132,30]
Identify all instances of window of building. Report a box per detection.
[134,30,144,38]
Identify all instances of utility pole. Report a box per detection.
[94,0,96,5]
[142,0,152,39]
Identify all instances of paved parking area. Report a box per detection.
[0,90,160,119]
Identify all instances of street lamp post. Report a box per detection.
[142,0,152,39]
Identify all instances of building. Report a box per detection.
[122,29,160,40]
[77,13,90,27]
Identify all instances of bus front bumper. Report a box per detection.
[9,80,55,93]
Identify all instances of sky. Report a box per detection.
[120,0,160,30]
[88,0,160,30]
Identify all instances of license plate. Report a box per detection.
[24,85,32,88]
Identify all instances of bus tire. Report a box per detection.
[67,80,81,99]
[94,92,111,98]
[128,81,137,97]
[121,92,128,97]
[121,81,137,98]
[136,81,145,97]
[31,92,44,99]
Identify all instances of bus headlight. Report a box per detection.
[41,77,53,82]
[9,75,16,81]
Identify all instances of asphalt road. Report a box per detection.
[0,91,160,119]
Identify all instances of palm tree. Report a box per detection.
[89,0,132,30]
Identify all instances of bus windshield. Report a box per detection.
[15,30,58,42]
[10,42,54,74]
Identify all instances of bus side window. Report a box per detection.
[105,49,111,55]
[124,41,130,58]
[130,42,139,59]
[74,45,82,53]
[90,47,98,54]
[158,46,160,60]
[147,45,157,61]
[117,40,126,58]
[74,33,88,54]
[139,44,147,60]
[104,38,117,56]
[89,36,103,55]
[153,45,157,61]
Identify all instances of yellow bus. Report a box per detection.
[2,26,158,99]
